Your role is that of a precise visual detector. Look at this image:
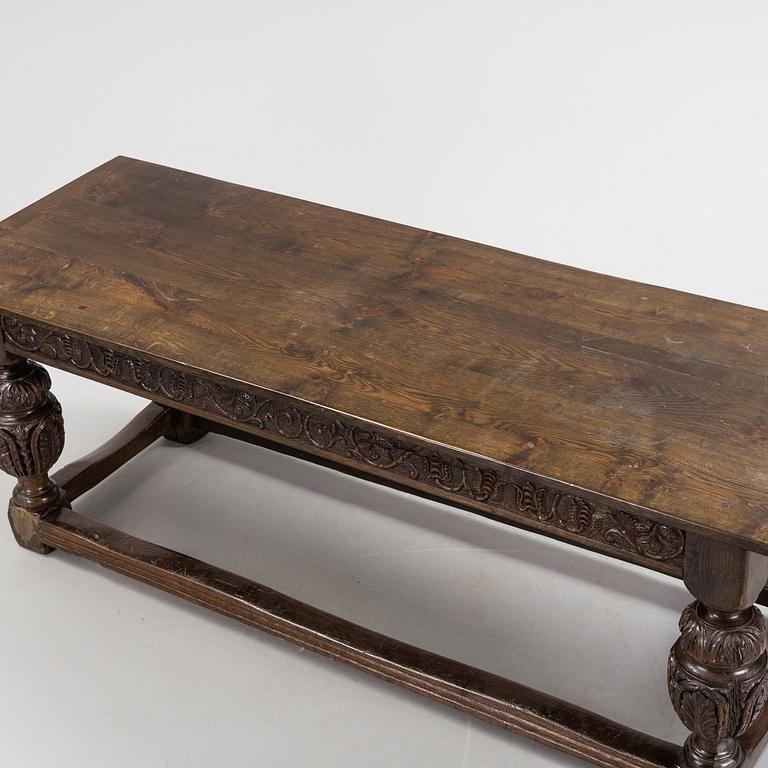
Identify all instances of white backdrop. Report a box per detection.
[1,2,766,766]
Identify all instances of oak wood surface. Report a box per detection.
[1,156,767,549]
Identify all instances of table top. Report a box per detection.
[1,157,767,553]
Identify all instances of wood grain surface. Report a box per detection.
[1,156,766,550]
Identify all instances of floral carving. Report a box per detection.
[509,480,684,562]
[0,357,64,479]
[669,601,768,764]
[1,316,685,567]
[677,602,768,667]
[0,402,64,479]
[427,454,504,502]
[0,361,53,411]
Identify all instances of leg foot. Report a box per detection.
[8,498,54,554]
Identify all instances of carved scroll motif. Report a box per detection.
[1,317,684,567]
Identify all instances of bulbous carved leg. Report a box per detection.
[669,534,768,768]
[669,602,768,768]
[0,354,65,553]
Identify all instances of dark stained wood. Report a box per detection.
[199,413,688,576]
[683,535,768,613]
[0,352,65,553]
[31,399,768,613]
[0,157,767,554]
[0,316,690,576]
[1,400,762,768]
[738,705,768,768]
[52,402,170,501]
[38,505,682,768]
[669,536,768,768]
[2,158,768,768]
[193,414,768,609]
[163,408,209,445]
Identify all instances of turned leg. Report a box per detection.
[0,349,65,553]
[669,533,768,768]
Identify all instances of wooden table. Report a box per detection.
[1,157,767,768]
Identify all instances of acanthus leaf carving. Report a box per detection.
[669,600,768,765]
[0,356,64,479]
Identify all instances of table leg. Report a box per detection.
[669,533,768,768]
[0,351,65,553]
[163,409,208,445]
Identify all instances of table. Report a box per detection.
[1,156,767,768]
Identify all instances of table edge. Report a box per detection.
[2,309,763,562]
